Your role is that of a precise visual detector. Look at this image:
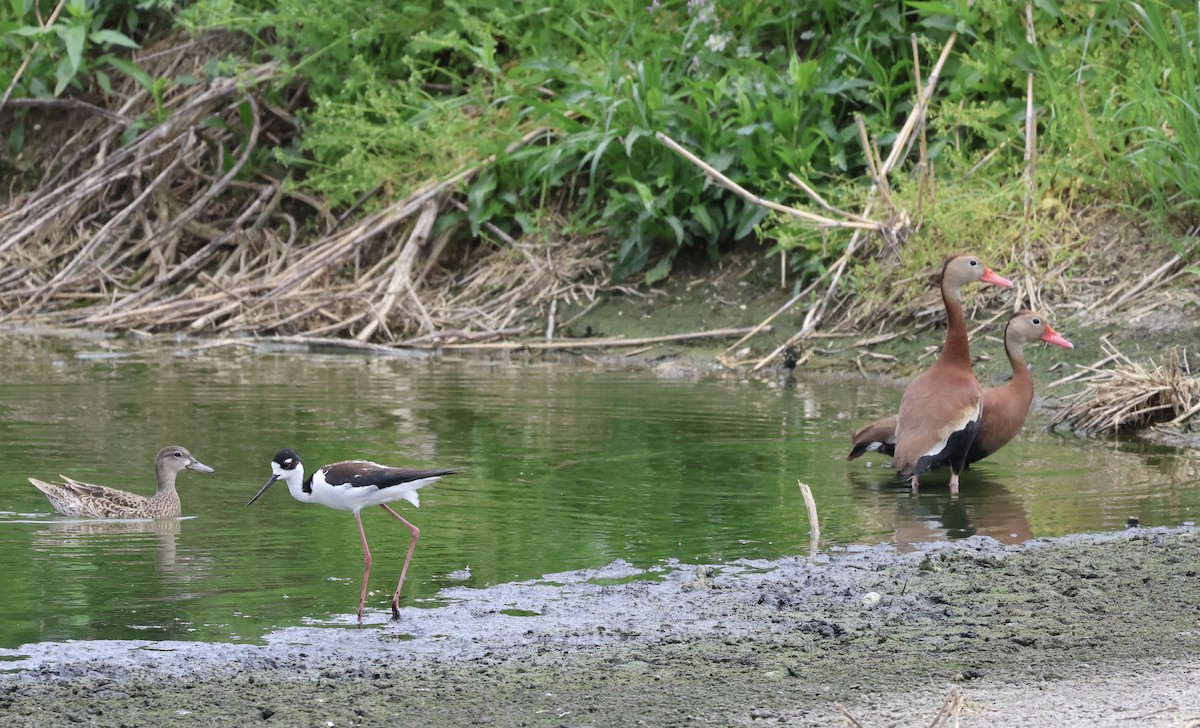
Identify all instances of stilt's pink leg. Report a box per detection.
[354,510,372,625]
[380,503,420,621]
[949,472,960,495]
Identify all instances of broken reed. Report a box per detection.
[1052,343,1200,433]
[0,55,607,346]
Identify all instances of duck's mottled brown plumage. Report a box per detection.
[29,445,214,518]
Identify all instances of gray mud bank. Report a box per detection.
[3,529,1199,727]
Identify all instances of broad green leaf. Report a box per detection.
[735,206,768,240]
[644,255,672,284]
[100,54,153,91]
[627,179,654,211]
[90,29,139,49]
[623,126,650,157]
[53,55,75,96]
[57,22,86,73]
[690,204,716,236]
[664,215,684,245]
[10,25,51,37]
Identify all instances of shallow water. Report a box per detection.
[0,332,1196,648]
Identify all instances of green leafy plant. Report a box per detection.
[1120,1,1200,227]
[17,0,1199,285]
[0,0,146,97]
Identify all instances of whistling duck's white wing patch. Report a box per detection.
[912,400,982,460]
[893,367,984,474]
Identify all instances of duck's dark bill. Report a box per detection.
[247,475,279,506]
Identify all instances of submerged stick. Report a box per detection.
[439,326,772,351]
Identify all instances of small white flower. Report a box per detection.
[705,33,732,53]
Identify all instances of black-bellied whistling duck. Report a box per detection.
[889,254,1012,494]
[848,310,1073,468]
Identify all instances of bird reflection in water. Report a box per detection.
[32,517,194,579]
[845,467,1034,550]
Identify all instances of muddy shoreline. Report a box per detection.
[3,528,1198,726]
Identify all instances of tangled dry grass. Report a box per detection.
[0,34,607,347]
[1051,341,1200,434]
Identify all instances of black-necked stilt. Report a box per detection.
[247,447,462,624]
[29,445,214,518]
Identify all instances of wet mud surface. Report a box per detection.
[3,528,1199,726]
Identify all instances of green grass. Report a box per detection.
[3,0,1199,284]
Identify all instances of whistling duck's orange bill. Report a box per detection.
[980,267,1014,288]
[1041,325,1073,349]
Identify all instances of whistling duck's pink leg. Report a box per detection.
[949,471,961,495]
[380,503,420,621]
[354,510,372,625]
[909,474,920,492]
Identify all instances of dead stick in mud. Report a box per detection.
[0,97,135,124]
[835,704,867,728]
[797,481,820,558]
[723,262,840,354]
[749,221,873,373]
[786,173,878,227]
[855,116,897,214]
[1108,253,1185,310]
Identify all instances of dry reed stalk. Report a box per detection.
[1051,341,1200,433]
[1023,3,1039,224]
[740,31,959,373]
[797,480,820,558]
[0,41,609,346]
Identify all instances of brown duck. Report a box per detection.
[888,254,1013,493]
[29,446,214,518]
[850,310,1071,471]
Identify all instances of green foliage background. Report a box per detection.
[3,0,1198,283]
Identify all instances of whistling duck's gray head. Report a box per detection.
[941,254,1013,295]
[1006,310,1074,350]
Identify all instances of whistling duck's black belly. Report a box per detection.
[964,439,992,467]
[905,419,981,478]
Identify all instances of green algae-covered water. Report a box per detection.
[0,332,1196,649]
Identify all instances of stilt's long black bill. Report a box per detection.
[247,475,279,506]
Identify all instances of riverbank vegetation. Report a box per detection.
[0,0,1197,351]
